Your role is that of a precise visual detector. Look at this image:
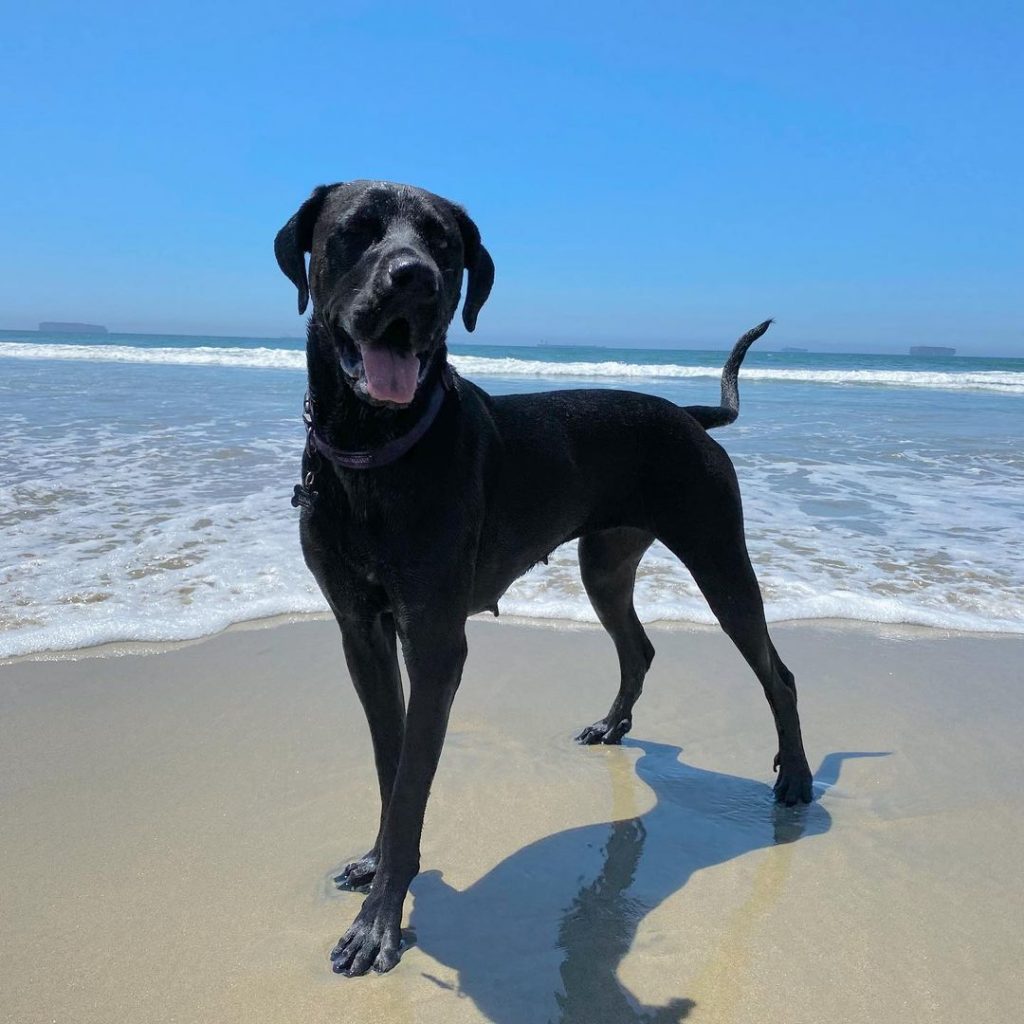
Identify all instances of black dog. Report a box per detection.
[274,180,813,977]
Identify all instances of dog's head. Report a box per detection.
[275,180,494,407]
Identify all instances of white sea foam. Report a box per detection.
[2,527,1021,661]
[2,341,1023,394]
[0,341,308,370]
[453,356,1024,394]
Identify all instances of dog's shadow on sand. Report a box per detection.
[397,741,886,1024]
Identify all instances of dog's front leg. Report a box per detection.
[330,623,468,976]
[335,612,405,890]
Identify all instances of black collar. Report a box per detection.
[292,362,455,510]
[306,363,454,470]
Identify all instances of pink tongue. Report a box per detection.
[360,347,420,404]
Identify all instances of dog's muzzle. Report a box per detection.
[336,312,439,407]
[334,258,446,406]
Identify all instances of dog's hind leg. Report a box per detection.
[651,450,813,804]
[576,527,656,745]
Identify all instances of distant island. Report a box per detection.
[39,321,108,334]
[780,346,809,353]
[909,345,956,356]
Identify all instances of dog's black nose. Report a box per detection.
[386,256,437,295]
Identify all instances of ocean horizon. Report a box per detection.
[2,328,1022,658]
[2,325,1018,359]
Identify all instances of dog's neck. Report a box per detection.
[304,316,451,453]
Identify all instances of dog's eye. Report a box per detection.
[343,214,385,246]
[421,219,449,250]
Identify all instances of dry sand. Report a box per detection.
[2,618,1022,1024]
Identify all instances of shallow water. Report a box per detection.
[2,330,1022,656]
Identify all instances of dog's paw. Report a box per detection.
[334,850,379,891]
[773,754,814,806]
[575,716,632,745]
[330,896,404,976]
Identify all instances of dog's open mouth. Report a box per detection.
[339,318,430,406]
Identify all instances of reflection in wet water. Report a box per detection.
[407,742,885,1024]
[552,815,693,1023]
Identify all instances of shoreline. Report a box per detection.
[3,606,1021,667]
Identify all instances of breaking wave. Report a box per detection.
[2,341,1022,394]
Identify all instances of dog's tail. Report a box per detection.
[683,319,772,430]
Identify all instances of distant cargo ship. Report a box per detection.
[910,345,955,356]
[39,321,108,334]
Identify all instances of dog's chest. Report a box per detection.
[304,476,457,594]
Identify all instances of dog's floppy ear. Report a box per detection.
[274,184,338,314]
[450,205,495,332]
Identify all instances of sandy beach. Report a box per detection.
[2,617,1022,1023]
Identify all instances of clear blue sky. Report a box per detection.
[2,2,1022,354]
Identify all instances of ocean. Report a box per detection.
[1,329,1022,658]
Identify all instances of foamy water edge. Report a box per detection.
[2,563,1021,661]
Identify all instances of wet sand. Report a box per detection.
[2,618,1022,1023]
